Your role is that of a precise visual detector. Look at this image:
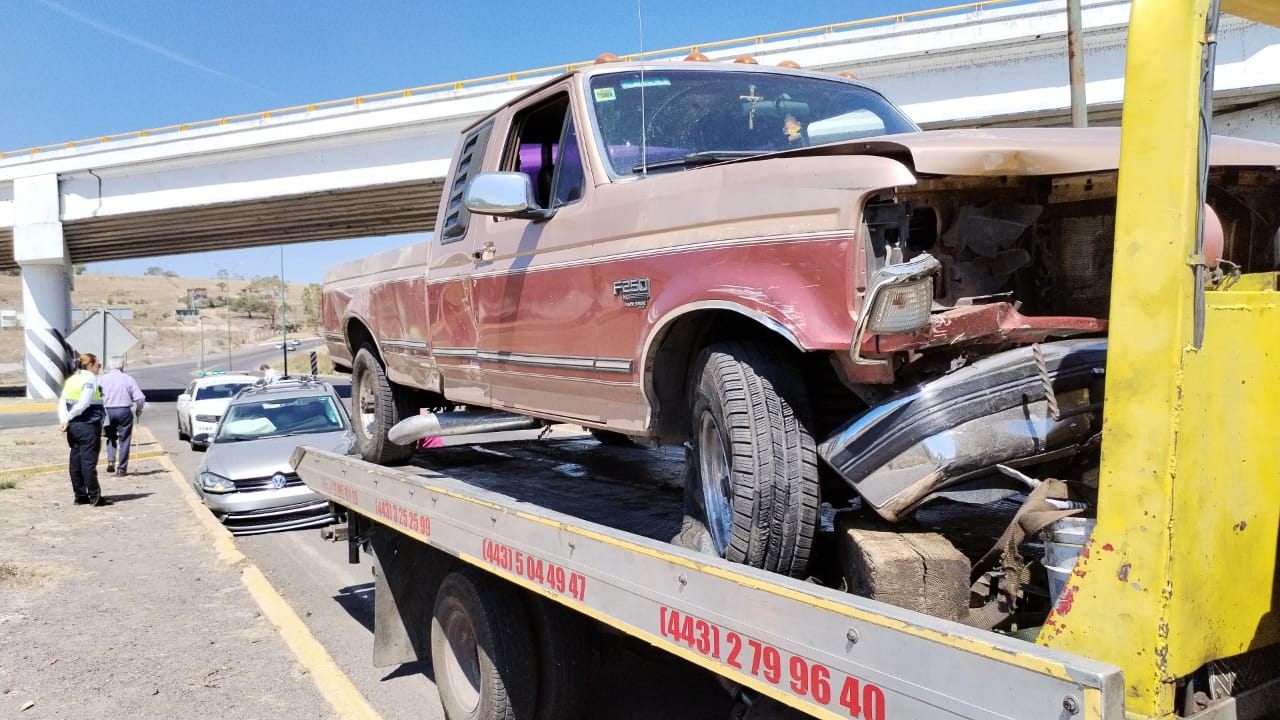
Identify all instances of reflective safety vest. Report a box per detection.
[63,370,103,403]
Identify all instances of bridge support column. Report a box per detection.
[13,174,74,399]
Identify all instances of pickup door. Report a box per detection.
[467,83,647,429]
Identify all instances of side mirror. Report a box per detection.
[178,393,190,402]
[193,433,211,443]
[465,172,554,220]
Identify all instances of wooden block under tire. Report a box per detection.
[835,513,970,622]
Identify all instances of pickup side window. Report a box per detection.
[504,94,585,210]
[441,121,494,244]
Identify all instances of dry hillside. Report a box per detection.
[0,272,314,367]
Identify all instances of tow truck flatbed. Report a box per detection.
[295,436,1124,719]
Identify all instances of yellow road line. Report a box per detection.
[0,403,56,414]
[0,450,166,478]
[144,426,382,720]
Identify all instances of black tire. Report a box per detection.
[190,440,206,452]
[350,346,415,465]
[526,594,591,720]
[178,419,189,442]
[687,341,819,578]
[588,428,635,447]
[431,569,537,720]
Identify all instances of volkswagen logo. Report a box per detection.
[271,473,288,489]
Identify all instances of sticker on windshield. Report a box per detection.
[593,87,617,103]
[620,77,671,89]
[784,114,803,141]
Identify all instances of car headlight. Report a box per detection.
[852,253,941,364]
[195,414,219,423]
[199,470,235,494]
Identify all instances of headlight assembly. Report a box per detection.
[852,253,941,365]
[199,470,234,494]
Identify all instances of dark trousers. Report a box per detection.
[66,413,103,500]
[104,407,135,472]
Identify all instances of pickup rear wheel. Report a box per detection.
[351,347,415,465]
[431,568,537,720]
[687,341,819,578]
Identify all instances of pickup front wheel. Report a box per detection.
[351,347,415,465]
[687,341,819,578]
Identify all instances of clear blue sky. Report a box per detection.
[2,0,952,283]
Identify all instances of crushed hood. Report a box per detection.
[780,127,1280,177]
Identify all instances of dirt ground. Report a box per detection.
[0,425,333,718]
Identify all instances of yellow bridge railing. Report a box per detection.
[0,0,1021,160]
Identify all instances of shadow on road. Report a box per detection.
[114,468,167,478]
[143,388,186,402]
[100,492,153,503]
[381,660,433,683]
[333,582,375,633]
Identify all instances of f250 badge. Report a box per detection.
[612,277,651,308]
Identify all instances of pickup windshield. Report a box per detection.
[588,68,917,176]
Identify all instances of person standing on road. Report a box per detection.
[99,357,146,476]
[57,353,111,506]
[259,363,281,384]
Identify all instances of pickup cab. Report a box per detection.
[323,58,1280,578]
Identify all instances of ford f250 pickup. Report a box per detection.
[323,58,1280,581]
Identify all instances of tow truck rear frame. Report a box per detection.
[294,446,1123,718]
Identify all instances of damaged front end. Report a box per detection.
[821,160,1280,520]
[820,339,1105,522]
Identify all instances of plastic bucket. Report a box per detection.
[1042,516,1096,603]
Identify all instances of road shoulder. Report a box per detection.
[0,424,375,719]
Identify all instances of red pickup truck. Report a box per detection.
[323,58,1280,579]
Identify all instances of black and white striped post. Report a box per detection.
[13,175,74,399]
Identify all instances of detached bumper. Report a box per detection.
[818,339,1106,521]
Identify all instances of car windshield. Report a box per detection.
[215,395,345,442]
[194,383,252,401]
[588,68,917,176]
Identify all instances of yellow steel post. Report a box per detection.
[1037,1,1280,717]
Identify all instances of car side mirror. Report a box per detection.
[193,433,211,443]
[465,172,554,221]
[179,393,190,402]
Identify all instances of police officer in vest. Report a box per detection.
[57,353,111,506]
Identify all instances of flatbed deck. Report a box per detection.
[296,435,1125,719]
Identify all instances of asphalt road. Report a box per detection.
[104,344,736,719]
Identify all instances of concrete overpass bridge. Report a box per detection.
[3,0,1279,397]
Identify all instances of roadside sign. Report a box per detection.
[67,309,138,362]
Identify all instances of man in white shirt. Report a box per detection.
[259,363,282,384]
[99,357,146,476]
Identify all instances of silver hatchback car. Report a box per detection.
[193,378,354,535]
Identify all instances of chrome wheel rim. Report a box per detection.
[441,610,481,713]
[355,371,377,439]
[697,410,733,556]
